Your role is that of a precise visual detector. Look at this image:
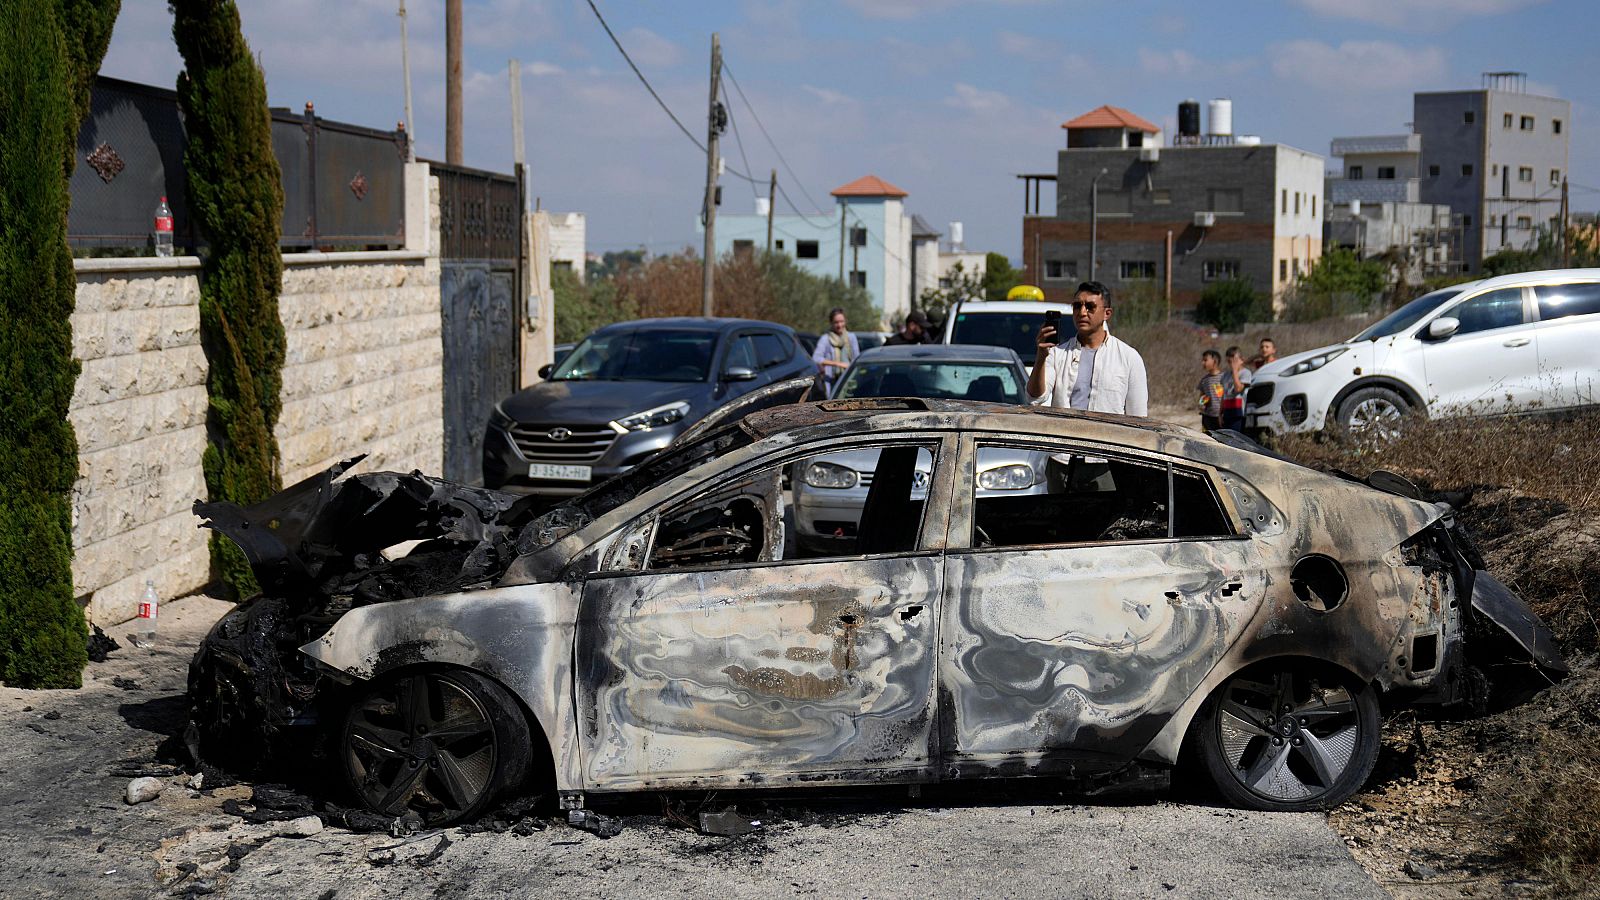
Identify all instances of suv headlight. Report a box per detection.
[1281,347,1347,377]
[489,402,515,429]
[802,461,858,489]
[612,401,690,432]
[978,463,1035,490]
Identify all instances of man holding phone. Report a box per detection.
[1026,280,1148,416]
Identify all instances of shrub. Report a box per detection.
[1194,279,1268,332]
[173,0,286,600]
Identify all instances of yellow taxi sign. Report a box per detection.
[1006,284,1045,302]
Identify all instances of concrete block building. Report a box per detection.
[1021,104,1323,309]
[1325,134,1455,282]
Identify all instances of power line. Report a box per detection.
[720,76,761,202]
[722,61,830,215]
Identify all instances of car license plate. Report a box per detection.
[529,463,590,482]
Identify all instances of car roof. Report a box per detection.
[1460,267,1600,292]
[852,343,1024,363]
[739,398,1193,445]
[950,300,1059,313]
[593,317,795,334]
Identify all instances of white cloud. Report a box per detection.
[1269,40,1447,93]
[841,0,1051,20]
[944,82,1011,114]
[802,84,855,106]
[1137,47,1201,77]
[620,27,682,69]
[997,31,1052,61]
[523,61,564,77]
[1293,0,1545,30]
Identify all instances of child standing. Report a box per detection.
[1197,349,1224,433]
[1221,346,1253,432]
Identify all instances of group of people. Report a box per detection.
[808,281,1285,436]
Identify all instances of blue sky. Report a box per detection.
[100,0,1599,261]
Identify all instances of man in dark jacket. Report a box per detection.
[884,310,932,346]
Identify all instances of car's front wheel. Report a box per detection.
[340,669,533,826]
[1336,386,1411,443]
[1195,662,1380,811]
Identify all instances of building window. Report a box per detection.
[1279,259,1289,280]
[1553,119,1563,134]
[1208,188,1243,213]
[849,227,867,248]
[1516,216,1532,229]
[1503,113,1514,129]
[1292,258,1301,277]
[1518,166,1533,182]
[1281,189,1288,213]
[1294,192,1301,214]
[849,270,867,288]
[1151,189,1172,205]
[1428,164,1440,177]
[732,239,754,260]
[1464,110,1475,124]
[1044,259,1077,280]
[1520,115,1535,131]
[1119,260,1156,280]
[1492,164,1500,176]
[1202,260,1241,281]
[1348,165,1364,180]
[775,239,784,250]
[796,240,819,259]
[1377,166,1396,180]
[1551,169,1562,186]
[1461,164,1474,177]
[1311,195,1317,218]
[1463,215,1473,229]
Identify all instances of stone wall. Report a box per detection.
[69,166,443,625]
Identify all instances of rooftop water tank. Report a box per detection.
[1207,98,1233,137]
[1178,99,1201,138]
[949,221,964,248]
[755,197,770,217]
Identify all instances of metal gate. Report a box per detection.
[431,161,524,484]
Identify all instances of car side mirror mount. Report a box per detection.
[1426,317,1459,340]
[538,363,555,380]
[723,366,758,382]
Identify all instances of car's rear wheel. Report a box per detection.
[340,669,532,826]
[1195,662,1380,811]
[1336,387,1411,444]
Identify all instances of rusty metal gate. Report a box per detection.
[431,161,524,484]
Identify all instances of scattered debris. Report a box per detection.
[1403,858,1439,880]
[110,760,182,779]
[365,848,395,867]
[187,772,204,791]
[110,676,140,692]
[413,834,452,867]
[698,807,763,837]
[86,625,119,662]
[125,777,163,805]
[459,795,546,835]
[269,816,324,838]
[567,808,623,838]
[42,710,61,720]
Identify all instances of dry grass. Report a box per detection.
[1119,316,1376,411]
[1494,731,1600,897]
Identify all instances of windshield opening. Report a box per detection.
[835,361,1025,403]
[1350,288,1465,341]
[551,329,717,382]
[948,311,1046,361]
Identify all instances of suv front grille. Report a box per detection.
[1247,382,1275,406]
[509,423,618,463]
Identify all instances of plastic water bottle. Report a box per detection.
[135,579,159,647]
[153,197,174,257]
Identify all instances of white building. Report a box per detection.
[547,212,586,282]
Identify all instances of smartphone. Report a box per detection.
[1043,309,1062,333]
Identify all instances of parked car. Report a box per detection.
[191,400,1562,827]
[1247,268,1600,439]
[482,317,816,497]
[941,298,1053,370]
[794,344,1034,553]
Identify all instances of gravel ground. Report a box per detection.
[0,596,1388,899]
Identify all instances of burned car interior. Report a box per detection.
[188,399,1567,826]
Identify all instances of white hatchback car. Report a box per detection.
[1246,268,1600,438]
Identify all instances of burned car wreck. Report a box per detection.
[190,400,1565,825]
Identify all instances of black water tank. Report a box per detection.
[1178,99,1201,138]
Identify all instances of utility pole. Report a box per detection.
[446,0,463,165]
[838,201,847,281]
[398,0,415,161]
[765,169,776,253]
[1560,177,1570,267]
[700,33,723,317]
[509,60,525,170]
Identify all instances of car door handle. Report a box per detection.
[1503,337,1531,348]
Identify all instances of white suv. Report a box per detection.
[1246,268,1600,438]
[941,299,1052,370]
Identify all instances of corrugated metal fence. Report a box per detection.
[69,76,407,252]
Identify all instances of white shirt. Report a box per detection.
[1030,333,1149,416]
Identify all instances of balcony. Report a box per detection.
[1328,178,1420,205]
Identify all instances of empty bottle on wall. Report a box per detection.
[153,196,174,257]
[135,579,159,646]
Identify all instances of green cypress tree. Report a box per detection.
[170,0,286,600]
[0,0,119,688]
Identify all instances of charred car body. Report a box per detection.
[191,400,1564,825]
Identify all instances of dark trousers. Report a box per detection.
[1200,414,1222,433]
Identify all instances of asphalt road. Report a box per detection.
[0,597,1387,900]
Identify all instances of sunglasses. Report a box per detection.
[1071,301,1103,312]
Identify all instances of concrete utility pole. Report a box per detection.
[446,0,463,165]
[838,201,847,281]
[700,33,723,317]
[766,169,776,253]
[1089,167,1108,281]
[398,0,415,161]
[509,60,525,169]
[1560,177,1570,267]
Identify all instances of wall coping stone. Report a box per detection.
[73,248,428,275]
[74,256,202,273]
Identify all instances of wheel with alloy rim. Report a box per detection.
[1336,386,1411,445]
[340,669,531,826]
[1196,662,1380,811]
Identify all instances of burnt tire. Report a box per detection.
[340,669,532,826]
[1195,662,1380,812]
[1335,386,1411,443]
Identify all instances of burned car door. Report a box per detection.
[573,434,956,791]
[938,436,1263,776]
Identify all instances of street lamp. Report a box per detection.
[1090,167,1109,281]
